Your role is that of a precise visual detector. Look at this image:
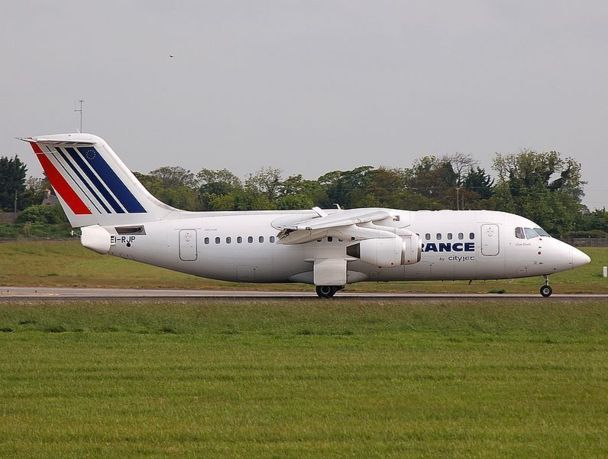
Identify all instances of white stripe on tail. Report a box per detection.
[23,133,176,227]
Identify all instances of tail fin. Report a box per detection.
[23,133,175,227]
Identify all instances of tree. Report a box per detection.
[492,150,585,235]
[461,167,494,207]
[404,156,458,209]
[17,177,49,209]
[134,171,199,210]
[197,168,241,210]
[318,166,374,208]
[149,166,196,188]
[277,174,326,209]
[0,155,27,211]
[354,168,408,208]
[245,167,282,202]
[445,153,477,186]
[16,204,67,224]
[573,208,608,237]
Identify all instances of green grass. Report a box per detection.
[1,299,608,457]
[1,240,607,293]
[0,223,72,239]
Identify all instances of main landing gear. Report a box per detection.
[316,285,343,298]
[540,275,553,297]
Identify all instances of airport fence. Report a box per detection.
[561,238,608,247]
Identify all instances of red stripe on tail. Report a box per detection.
[30,142,43,154]
[31,143,91,215]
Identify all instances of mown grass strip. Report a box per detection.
[0,300,607,457]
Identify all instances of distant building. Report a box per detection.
[41,189,59,206]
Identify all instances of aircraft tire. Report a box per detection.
[316,285,339,298]
[540,285,553,297]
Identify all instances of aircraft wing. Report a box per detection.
[275,208,406,244]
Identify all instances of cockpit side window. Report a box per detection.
[515,227,525,239]
[534,227,550,237]
[524,228,538,239]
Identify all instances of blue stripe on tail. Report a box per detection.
[65,147,125,213]
[57,148,111,214]
[77,147,146,214]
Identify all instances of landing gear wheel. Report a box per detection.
[316,285,340,298]
[540,275,552,297]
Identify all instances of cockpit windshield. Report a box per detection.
[515,226,551,239]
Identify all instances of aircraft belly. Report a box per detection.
[190,244,308,283]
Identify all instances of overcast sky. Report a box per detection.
[1,1,607,209]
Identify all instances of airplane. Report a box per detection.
[23,133,591,298]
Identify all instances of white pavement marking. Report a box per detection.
[1,286,608,300]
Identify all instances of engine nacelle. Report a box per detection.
[347,235,421,268]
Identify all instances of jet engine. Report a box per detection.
[346,234,422,268]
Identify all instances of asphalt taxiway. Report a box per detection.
[1,286,607,301]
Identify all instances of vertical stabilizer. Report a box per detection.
[23,133,175,227]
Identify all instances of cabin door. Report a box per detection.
[480,224,500,256]
[179,229,198,261]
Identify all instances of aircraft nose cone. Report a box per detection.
[571,247,591,267]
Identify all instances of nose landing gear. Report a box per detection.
[315,285,343,298]
[540,275,553,297]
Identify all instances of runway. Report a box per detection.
[1,286,607,300]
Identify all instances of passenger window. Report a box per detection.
[204,237,209,244]
[515,227,525,239]
[237,236,242,243]
[436,233,441,240]
[269,236,275,243]
[425,233,431,240]
[328,236,333,242]
[215,237,220,244]
[447,233,453,240]
[248,236,253,243]
[524,228,538,239]
[469,232,475,240]
[458,233,464,240]
[259,236,264,243]
[226,237,231,244]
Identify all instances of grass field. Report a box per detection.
[1,299,608,457]
[1,240,607,293]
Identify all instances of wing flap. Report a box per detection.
[276,208,409,245]
[278,208,391,231]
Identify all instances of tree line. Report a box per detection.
[1,151,607,237]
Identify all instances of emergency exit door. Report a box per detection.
[481,224,500,256]
[179,229,197,261]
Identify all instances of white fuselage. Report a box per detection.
[104,209,587,284]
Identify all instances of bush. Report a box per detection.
[16,205,67,224]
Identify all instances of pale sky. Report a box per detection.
[1,1,607,209]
